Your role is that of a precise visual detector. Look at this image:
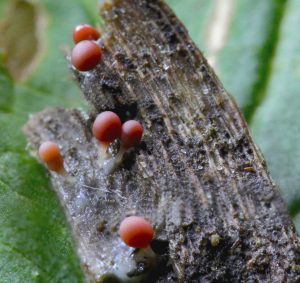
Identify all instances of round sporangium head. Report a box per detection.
[121,120,143,149]
[38,141,64,172]
[119,216,154,249]
[71,40,102,72]
[92,111,122,143]
[73,24,100,44]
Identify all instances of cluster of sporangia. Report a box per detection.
[38,24,154,250]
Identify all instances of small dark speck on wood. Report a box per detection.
[24,0,300,282]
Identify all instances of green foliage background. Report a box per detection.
[0,0,299,281]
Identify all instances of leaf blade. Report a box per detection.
[251,0,300,214]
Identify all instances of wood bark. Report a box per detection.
[24,0,300,282]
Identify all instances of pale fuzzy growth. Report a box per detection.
[97,139,126,175]
[114,247,158,282]
[24,108,164,283]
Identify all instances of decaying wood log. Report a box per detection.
[24,0,300,282]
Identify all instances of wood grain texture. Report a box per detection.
[24,0,300,282]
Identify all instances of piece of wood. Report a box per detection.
[24,0,300,282]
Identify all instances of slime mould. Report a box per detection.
[24,0,300,282]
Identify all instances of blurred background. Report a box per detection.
[0,0,299,282]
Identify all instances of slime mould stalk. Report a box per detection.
[24,0,300,282]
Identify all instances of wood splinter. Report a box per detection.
[24,0,300,282]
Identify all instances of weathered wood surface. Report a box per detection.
[24,0,300,282]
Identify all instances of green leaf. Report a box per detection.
[0,65,14,112]
[216,0,286,120]
[0,154,84,283]
[251,0,300,215]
